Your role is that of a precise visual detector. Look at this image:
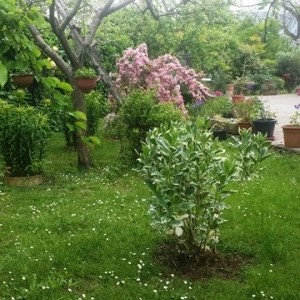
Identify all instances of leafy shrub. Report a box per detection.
[138,123,270,254]
[0,100,50,176]
[85,91,109,135]
[198,96,233,118]
[118,89,184,162]
[276,51,300,91]
[115,43,211,114]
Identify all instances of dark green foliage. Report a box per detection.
[0,100,50,176]
[276,51,300,91]
[85,91,109,135]
[118,89,183,162]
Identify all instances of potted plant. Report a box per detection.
[0,100,50,186]
[74,67,98,93]
[11,69,34,88]
[295,87,300,96]
[234,98,257,130]
[282,104,300,148]
[212,122,227,141]
[232,77,246,103]
[252,98,277,139]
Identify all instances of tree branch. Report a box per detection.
[27,24,72,78]
[60,0,83,31]
[85,0,135,46]
[55,0,84,45]
[88,46,122,103]
[85,0,115,46]
[49,0,80,68]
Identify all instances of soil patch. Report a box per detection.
[154,241,252,281]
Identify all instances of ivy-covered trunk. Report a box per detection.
[72,88,92,168]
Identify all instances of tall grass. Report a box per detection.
[0,134,299,300]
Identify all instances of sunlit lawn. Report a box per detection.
[0,132,300,300]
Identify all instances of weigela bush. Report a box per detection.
[115,44,211,114]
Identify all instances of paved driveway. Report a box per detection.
[257,94,300,145]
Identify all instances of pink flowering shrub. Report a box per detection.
[115,44,211,113]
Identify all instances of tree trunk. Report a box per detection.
[72,86,93,168]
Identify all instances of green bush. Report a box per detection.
[85,91,109,135]
[138,124,270,254]
[0,100,50,176]
[118,89,184,162]
[198,96,233,118]
[276,51,300,91]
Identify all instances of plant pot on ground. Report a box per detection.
[0,100,50,185]
[74,67,98,93]
[282,125,300,148]
[234,98,258,131]
[232,94,245,104]
[232,78,246,103]
[251,98,277,139]
[282,104,300,147]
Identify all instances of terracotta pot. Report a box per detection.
[232,95,245,104]
[226,83,235,92]
[282,125,300,148]
[238,121,252,131]
[11,74,34,88]
[4,174,43,187]
[74,77,97,93]
[295,88,300,96]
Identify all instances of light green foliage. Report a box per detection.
[138,122,270,253]
[0,99,50,176]
[230,129,271,181]
[74,67,97,78]
[118,89,183,162]
[67,110,101,148]
[198,96,233,118]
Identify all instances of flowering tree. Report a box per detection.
[115,44,211,113]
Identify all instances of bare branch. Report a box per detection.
[84,0,115,45]
[28,24,72,78]
[146,0,159,20]
[55,0,84,45]
[85,0,135,46]
[60,0,83,31]
[88,46,122,103]
[49,0,80,68]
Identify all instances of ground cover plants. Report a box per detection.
[0,130,300,300]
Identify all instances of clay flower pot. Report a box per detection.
[232,95,245,104]
[74,77,98,93]
[11,74,34,88]
[282,125,300,148]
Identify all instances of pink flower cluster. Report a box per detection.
[115,43,211,113]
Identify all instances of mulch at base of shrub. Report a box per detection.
[154,241,252,281]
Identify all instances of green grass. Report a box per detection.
[0,134,300,300]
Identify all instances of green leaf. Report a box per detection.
[73,111,87,121]
[0,62,8,87]
[57,81,73,92]
[87,136,101,146]
[42,76,60,87]
[74,121,87,130]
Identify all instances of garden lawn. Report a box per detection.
[0,133,300,300]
